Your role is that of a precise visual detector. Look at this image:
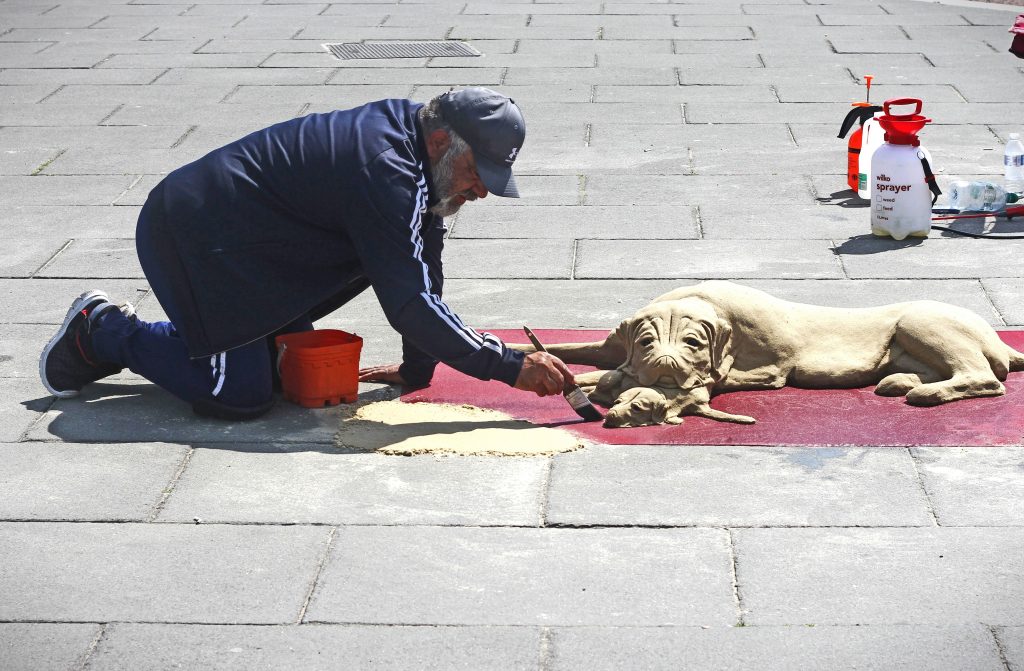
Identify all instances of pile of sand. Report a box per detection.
[335,400,584,457]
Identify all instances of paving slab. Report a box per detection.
[830,37,993,54]
[675,66,879,86]
[452,205,699,239]
[585,173,812,207]
[0,125,187,150]
[1000,626,1024,671]
[700,202,863,239]
[734,527,1024,625]
[575,239,844,279]
[431,277,1001,328]
[306,526,736,626]
[3,26,165,41]
[442,239,575,279]
[918,102,1024,125]
[147,26,307,41]
[0,206,141,240]
[686,102,864,124]
[775,84,963,103]
[35,237,144,279]
[602,25,755,41]
[0,442,187,521]
[503,67,677,87]
[432,278,681,328]
[512,146,691,176]
[89,623,540,671]
[325,67,504,86]
[0,84,60,104]
[0,323,53,378]
[28,379,358,445]
[413,83,593,104]
[102,102,304,127]
[0,237,67,278]
[226,84,417,107]
[515,39,673,55]
[0,102,121,126]
[588,122,687,152]
[0,279,149,325]
[982,278,1024,326]
[547,445,932,527]
[296,26,452,42]
[594,85,777,104]
[0,52,110,69]
[912,446,1024,527]
[601,52,765,68]
[469,175,580,206]
[447,25,599,40]
[837,237,1024,279]
[42,84,237,106]
[850,66,1024,88]
[1,377,54,443]
[151,67,335,86]
[0,145,58,177]
[730,278,1001,322]
[97,53,272,69]
[158,446,549,526]
[0,522,330,623]
[0,175,137,206]
[0,623,101,671]
[815,13,971,26]
[40,146,200,176]
[548,624,1004,671]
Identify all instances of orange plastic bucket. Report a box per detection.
[275,329,363,408]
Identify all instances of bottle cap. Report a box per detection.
[1009,192,1020,203]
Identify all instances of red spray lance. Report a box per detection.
[837,75,882,192]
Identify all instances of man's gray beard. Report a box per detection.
[429,144,467,218]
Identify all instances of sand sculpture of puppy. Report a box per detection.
[517,281,1024,428]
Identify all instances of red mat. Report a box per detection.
[402,330,1024,447]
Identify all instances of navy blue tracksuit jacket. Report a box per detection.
[138,98,525,387]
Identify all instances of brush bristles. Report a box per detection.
[564,386,603,422]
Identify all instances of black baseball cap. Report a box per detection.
[437,87,525,198]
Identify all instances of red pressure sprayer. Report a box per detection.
[837,75,882,191]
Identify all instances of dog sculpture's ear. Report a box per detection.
[613,316,640,373]
[699,317,733,384]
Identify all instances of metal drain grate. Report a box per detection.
[323,41,481,60]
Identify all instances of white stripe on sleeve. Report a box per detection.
[406,166,498,354]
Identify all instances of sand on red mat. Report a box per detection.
[401,329,1024,447]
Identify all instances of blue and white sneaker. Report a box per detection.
[39,290,135,398]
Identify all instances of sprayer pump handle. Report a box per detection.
[883,98,923,118]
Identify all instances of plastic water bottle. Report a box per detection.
[947,180,1021,212]
[1005,133,1024,194]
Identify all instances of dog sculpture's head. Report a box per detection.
[613,297,732,393]
[604,387,672,428]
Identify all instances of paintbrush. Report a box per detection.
[523,326,604,422]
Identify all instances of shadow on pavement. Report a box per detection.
[26,382,402,454]
[816,189,870,209]
[833,234,926,255]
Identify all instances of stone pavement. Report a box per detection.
[3,0,1024,668]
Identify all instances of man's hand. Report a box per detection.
[358,364,408,385]
[514,351,574,397]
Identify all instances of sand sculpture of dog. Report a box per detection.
[516,281,1024,428]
